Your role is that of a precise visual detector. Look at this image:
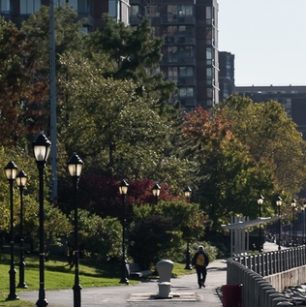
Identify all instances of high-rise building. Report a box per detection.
[0,0,130,28]
[129,0,220,109]
[235,85,306,137]
[219,51,235,102]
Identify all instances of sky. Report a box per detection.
[218,0,306,86]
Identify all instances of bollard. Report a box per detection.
[156,259,174,298]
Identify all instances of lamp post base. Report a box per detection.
[17,282,28,289]
[36,298,48,307]
[6,294,19,301]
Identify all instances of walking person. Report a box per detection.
[192,245,209,288]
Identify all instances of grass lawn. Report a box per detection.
[0,255,192,306]
[0,256,137,306]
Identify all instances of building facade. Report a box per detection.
[218,51,235,102]
[129,0,220,109]
[235,85,306,137]
[0,0,130,28]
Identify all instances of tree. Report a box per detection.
[87,16,176,110]
[58,52,173,180]
[181,107,275,230]
[221,96,306,196]
[0,17,29,145]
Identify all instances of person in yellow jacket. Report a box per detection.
[192,245,209,288]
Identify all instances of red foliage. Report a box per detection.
[76,172,179,217]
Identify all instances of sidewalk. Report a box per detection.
[19,259,226,307]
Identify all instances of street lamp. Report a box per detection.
[291,199,297,245]
[257,195,264,252]
[4,161,18,300]
[16,170,28,289]
[68,153,84,307]
[152,183,161,204]
[33,132,51,307]
[184,186,192,270]
[276,196,282,251]
[119,179,129,284]
[184,186,192,201]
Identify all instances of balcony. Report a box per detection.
[165,35,196,45]
[161,15,196,25]
[177,76,196,86]
[161,56,196,66]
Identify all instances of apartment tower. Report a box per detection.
[129,0,220,109]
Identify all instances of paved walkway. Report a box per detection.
[19,259,226,307]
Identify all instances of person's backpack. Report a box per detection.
[196,253,206,266]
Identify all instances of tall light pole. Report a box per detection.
[49,0,58,204]
[152,183,161,204]
[257,195,264,252]
[4,161,18,300]
[68,153,84,307]
[290,199,297,245]
[303,202,306,245]
[16,170,28,289]
[33,132,51,307]
[184,186,192,270]
[119,179,129,284]
[276,196,282,251]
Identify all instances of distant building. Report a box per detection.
[129,0,220,109]
[0,0,130,29]
[218,51,235,102]
[235,85,306,137]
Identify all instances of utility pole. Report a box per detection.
[49,0,58,204]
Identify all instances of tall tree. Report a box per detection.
[221,95,306,196]
[87,16,176,110]
[181,107,275,229]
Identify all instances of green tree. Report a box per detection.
[181,107,275,230]
[87,16,176,110]
[59,52,174,179]
[221,96,306,196]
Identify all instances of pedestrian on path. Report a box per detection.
[192,245,209,288]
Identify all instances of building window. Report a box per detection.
[206,47,212,60]
[130,5,139,16]
[145,5,159,17]
[54,0,66,7]
[206,6,212,19]
[179,66,193,77]
[67,0,77,10]
[0,0,10,12]
[108,0,118,18]
[179,87,194,97]
[20,0,41,14]
[78,0,90,14]
[167,5,193,21]
[168,67,178,82]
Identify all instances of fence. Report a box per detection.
[226,246,306,307]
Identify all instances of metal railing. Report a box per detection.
[236,246,306,277]
[226,246,306,307]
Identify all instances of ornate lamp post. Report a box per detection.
[184,186,192,270]
[33,132,51,307]
[152,183,161,204]
[4,161,18,300]
[276,196,282,251]
[257,195,264,252]
[290,199,297,245]
[16,170,28,289]
[68,153,84,307]
[119,179,129,284]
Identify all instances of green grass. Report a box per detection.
[172,262,195,277]
[0,256,138,306]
